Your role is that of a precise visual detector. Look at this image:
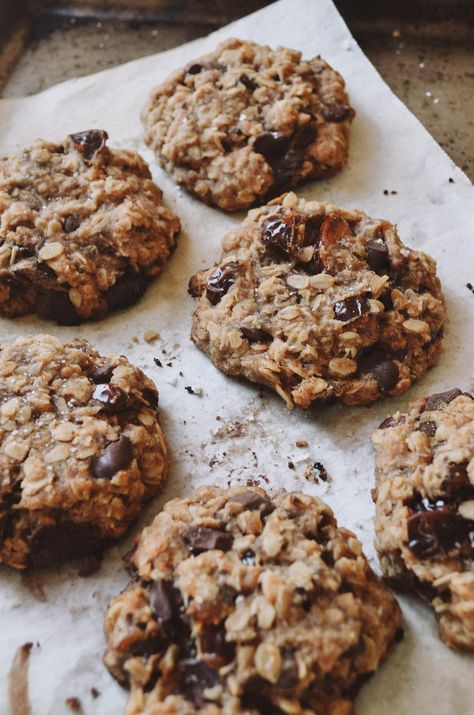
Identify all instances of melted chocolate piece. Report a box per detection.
[150,579,183,636]
[378,415,406,429]
[407,505,471,558]
[366,240,390,274]
[36,289,81,325]
[230,491,275,515]
[142,387,159,407]
[63,214,80,233]
[322,105,354,122]
[418,420,437,437]
[180,661,220,706]
[205,263,238,305]
[371,360,399,393]
[241,326,272,343]
[187,63,203,75]
[182,526,233,555]
[379,288,394,311]
[106,270,148,311]
[92,383,130,412]
[90,361,114,384]
[261,214,300,259]
[253,132,291,160]
[91,436,133,478]
[424,388,463,411]
[334,296,368,322]
[240,74,257,92]
[27,521,102,567]
[254,124,317,195]
[200,622,235,663]
[69,129,108,161]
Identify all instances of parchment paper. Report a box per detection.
[0,1,473,713]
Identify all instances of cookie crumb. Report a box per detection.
[65,697,82,712]
[295,440,308,448]
[304,462,329,483]
[144,330,160,343]
[392,29,401,38]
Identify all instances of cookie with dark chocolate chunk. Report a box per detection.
[0,335,169,569]
[372,389,474,649]
[190,192,445,408]
[104,485,401,714]
[0,131,180,323]
[142,38,354,211]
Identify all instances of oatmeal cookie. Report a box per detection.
[0,334,169,569]
[372,388,474,650]
[104,485,401,715]
[0,130,180,323]
[142,38,354,211]
[189,192,445,408]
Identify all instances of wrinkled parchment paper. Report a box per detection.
[1,1,473,712]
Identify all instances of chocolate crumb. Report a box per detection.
[448,177,455,183]
[153,358,163,367]
[288,461,295,470]
[466,283,474,295]
[91,687,100,699]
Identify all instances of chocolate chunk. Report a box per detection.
[27,521,103,567]
[334,296,368,322]
[150,579,182,632]
[63,214,80,233]
[187,63,203,75]
[379,288,394,311]
[424,388,463,411]
[90,361,114,384]
[253,132,291,160]
[200,622,235,664]
[322,104,354,122]
[36,289,81,326]
[181,661,220,707]
[69,129,108,161]
[418,420,437,437]
[261,214,297,258]
[371,361,399,393]
[240,326,272,343]
[230,491,275,515]
[106,269,148,311]
[254,124,316,195]
[240,74,257,92]
[378,415,406,429]
[142,387,159,407]
[182,526,233,555]
[446,462,473,501]
[92,383,130,412]
[205,263,238,305]
[91,435,133,479]
[407,506,470,558]
[366,240,390,274]
[14,246,35,261]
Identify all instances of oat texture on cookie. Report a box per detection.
[0,130,180,323]
[104,485,401,715]
[189,192,445,408]
[0,335,169,569]
[373,388,474,650]
[142,38,354,211]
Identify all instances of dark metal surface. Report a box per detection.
[0,1,473,179]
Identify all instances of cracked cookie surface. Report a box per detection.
[0,334,169,569]
[372,389,474,650]
[142,38,354,211]
[104,485,401,715]
[0,130,180,323]
[189,192,445,409]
